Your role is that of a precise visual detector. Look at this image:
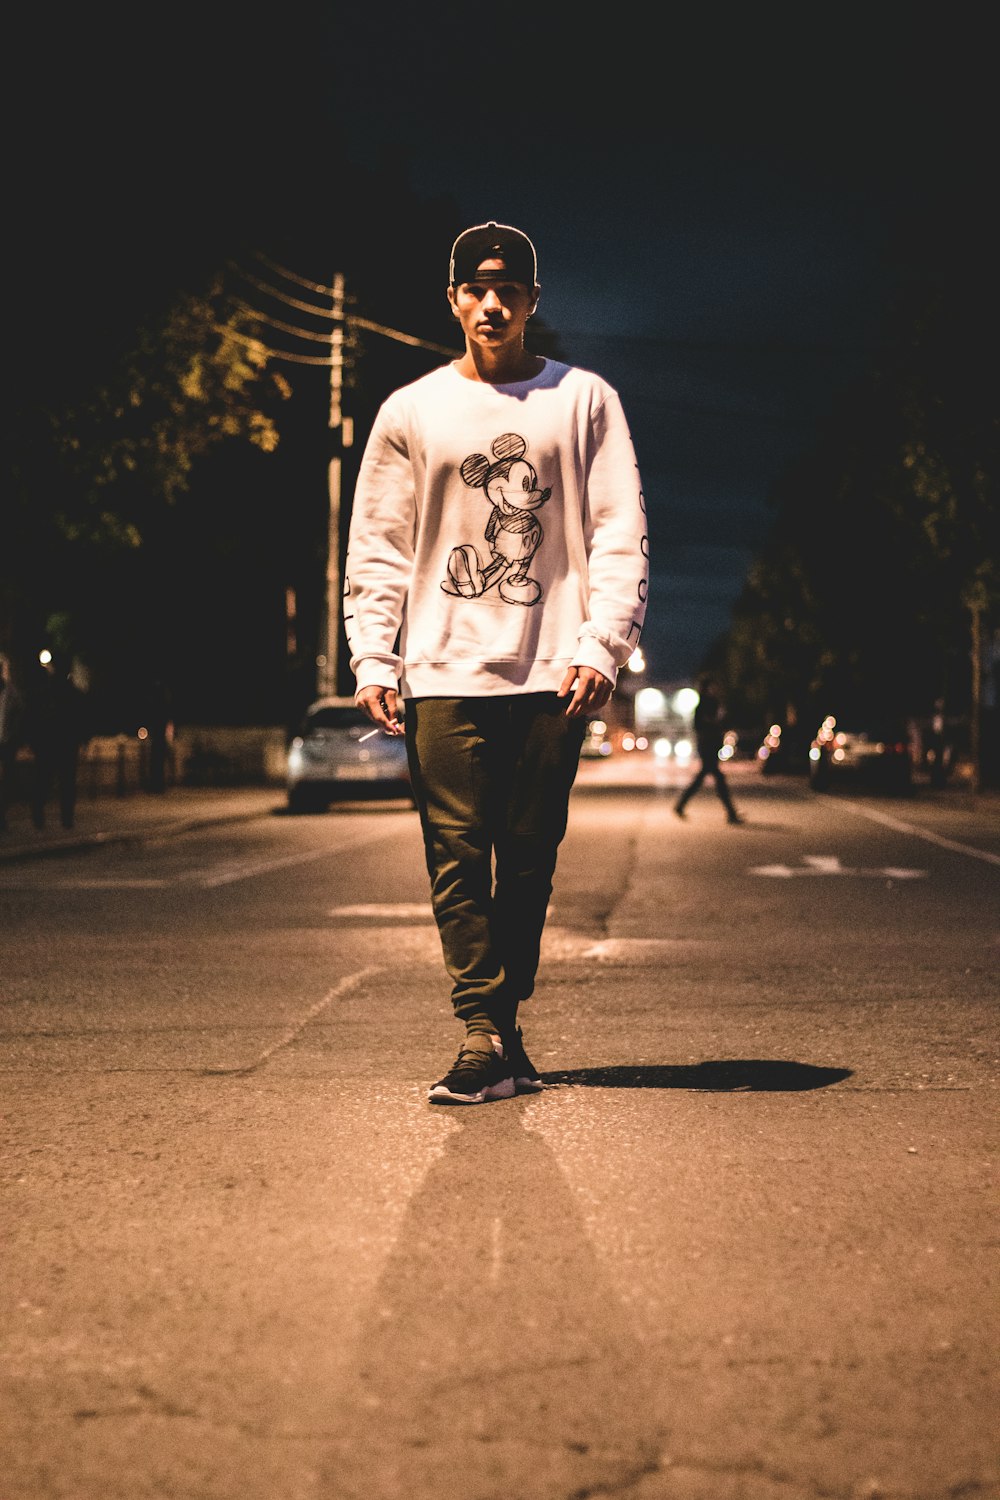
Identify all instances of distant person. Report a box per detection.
[926,697,952,790]
[344,220,648,1104]
[144,676,174,793]
[674,674,743,824]
[25,653,90,830]
[0,653,26,832]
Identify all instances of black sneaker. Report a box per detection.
[502,1026,544,1093]
[428,1036,514,1105]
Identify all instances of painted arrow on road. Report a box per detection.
[750,855,928,879]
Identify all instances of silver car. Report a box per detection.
[286,696,414,811]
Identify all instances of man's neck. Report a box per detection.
[454,344,544,384]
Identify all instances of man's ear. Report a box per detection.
[528,284,540,318]
[447,286,459,317]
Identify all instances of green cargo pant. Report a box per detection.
[404,694,586,1035]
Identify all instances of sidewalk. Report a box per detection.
[0,785,283,864]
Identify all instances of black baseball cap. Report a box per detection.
[449,221,538,288]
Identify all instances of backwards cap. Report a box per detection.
[449,221,538,287]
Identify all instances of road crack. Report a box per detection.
[201,965,385,1076]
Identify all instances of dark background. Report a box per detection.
[5,2,995,723]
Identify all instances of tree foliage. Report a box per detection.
[722,278,998,732]
[3,275,291,668]
[11,280,288,553]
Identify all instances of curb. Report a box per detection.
[0,798,281,866]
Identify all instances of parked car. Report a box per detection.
[286,697,414,811]
[757,721,810,776]
[808,713,914,794]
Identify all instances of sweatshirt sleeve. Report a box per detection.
[343,402,416,697]
[571,388,650,684]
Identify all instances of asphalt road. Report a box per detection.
[2,766,999,1500]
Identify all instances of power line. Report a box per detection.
[229,258,459,361]
[211,326,332,366]
[252,254,334,297]
[348,313,457,358]
[230,263,332,323]
[230,297,333,345]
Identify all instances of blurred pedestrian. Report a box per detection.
[144,676,173,793]
[674,674,743,824]
[25,653,90,830]
[926,697,953,790]
[0,653,26,832]
[345,220,649,1104]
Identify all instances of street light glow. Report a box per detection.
[635,687,667,718]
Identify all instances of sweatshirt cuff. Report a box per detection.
[351,660,401,699]
[570,638,620,684]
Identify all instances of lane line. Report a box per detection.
[200,824,410,887]
[330,902,433,918]
[7,878,171,889]
[828,800,1000,867]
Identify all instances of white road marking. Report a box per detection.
[580,937,713,960]
[2,827,412,891]
[751,855,927,879]
[824,800,1000,867]
[330,902,433,918]
[21,878,170,888]
[200,827,407,887]
[490,1215,503,1286]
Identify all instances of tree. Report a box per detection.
[722,272,998,776]
[2,276,291,716]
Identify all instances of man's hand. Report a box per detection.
[356,686,404,735]
[557,667,613,718]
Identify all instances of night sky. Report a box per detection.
[7,3,994,686]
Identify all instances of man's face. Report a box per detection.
[447,258,537,349]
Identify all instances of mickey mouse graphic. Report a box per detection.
[442,432,550,605]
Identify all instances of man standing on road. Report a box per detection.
[344,221,649,1104]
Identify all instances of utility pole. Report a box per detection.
[318,272,353,697]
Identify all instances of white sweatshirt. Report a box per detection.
[344,359,649,699]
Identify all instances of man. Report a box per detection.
[0,653,25,832]
[25,652,89,831]
[344,221,649,1103]
[673,674,743,824]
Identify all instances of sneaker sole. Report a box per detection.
[428,1076,515,1105]
[513,1076,544,1093]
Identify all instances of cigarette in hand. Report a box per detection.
[358,728,380,742]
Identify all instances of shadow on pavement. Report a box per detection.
[322,1109,660,1498]
[541,1059,853,1091]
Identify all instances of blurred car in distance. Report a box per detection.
[757,721,811,776]
[286,697,414,811]
[808,713,914,794]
